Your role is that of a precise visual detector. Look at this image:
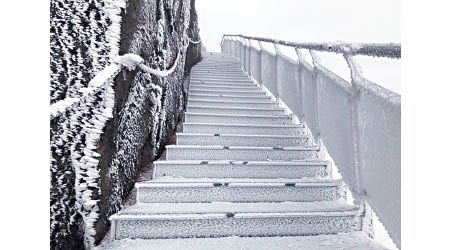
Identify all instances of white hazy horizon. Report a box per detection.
[196,0,401,94]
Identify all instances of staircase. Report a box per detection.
[98,53,388,249]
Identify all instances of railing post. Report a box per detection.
[258,41,264,86]
[273,43,281,103]
[243,39,246,71]
[343,52,365,204]
[295,48,305,119]
[241,37,245,70]
[308,50,321,140]
[238,37,241,61]
[233,37,237,57]
[235,36,239,58]
[247,39,252,77]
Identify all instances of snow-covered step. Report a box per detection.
[191,77,249,81]
[165,145,319,161]
[185,113,292,125]
[188,89,267,97]
[190,78,252,83]
[188,99,277,108]
[189,80,254,86]
[176,133,311,147]
[189,83,257,88]
[183,112,291,125]
[153,160,329,179]
[182,123,306,136]
[191,74,248,78]
[188,94,272,102]
[192,70,244,74]
[191,73,248,77]
[186,106,285,116]
[193,66,242,70]
[190,79,253,83]
[98,232,388,250]
[136,178,345,203]
[195,64,241,67]
[194,67,242,70]
[110,201,362,240]
[191,70,245,74]
[189,85,259,91]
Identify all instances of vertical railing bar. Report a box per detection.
[308,49,321,140]
[240,37,246,71]
[273,43,281,103]
[295,48,305,120]
[247,39,252,77]
[234,37,236,57]
[343,52,365,204]
[258,41,264,86]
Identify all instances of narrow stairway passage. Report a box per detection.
[98,53,388,250]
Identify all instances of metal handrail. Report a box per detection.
[220,34,400,59]
[221,34,401,248]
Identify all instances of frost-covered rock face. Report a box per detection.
[50,0,202,249]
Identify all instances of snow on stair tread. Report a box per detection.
[176,133,305,139]
[186,106,284,112]
[138,178,340,186]
[111,201,358,217]
[154,159,327,165]
[96,232,387,250]
[166,145,318,150]
[189,81,255,86]
[185,112,290,119]
[188,93,271,98]
[189,82,255,85]
[182,122,304,128]
[188,99,276,104]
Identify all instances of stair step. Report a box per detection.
[110,201,362,240]
[185,113,292,125]
[182,123,306,136]
[189,90,266,97]
[165,145,319,161]
[98,232,388,250]
[191,74,248,78]
[176,133,311,147]
[136,178,345,203]
[186,106,285,116]
[192,70,244,74]
[188,94,272,102]
[153,160,329,179]
[189,85,259,91]
[191,77,250,81]
[188,99,277,108]
[193,67,243,71]
[190,80,254,86]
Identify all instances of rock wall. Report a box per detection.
[50,0,202,249]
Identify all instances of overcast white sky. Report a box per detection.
[196,0,401,94]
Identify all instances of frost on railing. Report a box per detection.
[221,34,401,248]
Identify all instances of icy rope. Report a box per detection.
[50,52,181,119]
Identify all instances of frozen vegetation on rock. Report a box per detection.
[50,0,202,249]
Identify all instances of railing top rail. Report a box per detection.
[221,34,401,59]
